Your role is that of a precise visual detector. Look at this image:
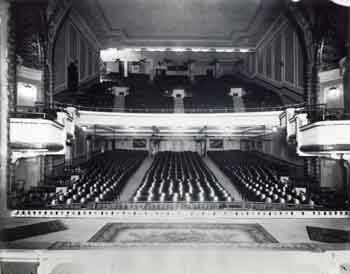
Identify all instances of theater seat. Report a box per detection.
[132,151,232,203]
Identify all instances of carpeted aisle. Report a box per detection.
[203,156,243,201]
[119,156,154,201]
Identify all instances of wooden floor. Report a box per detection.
[1,217,350,274]
[1,217,350,251]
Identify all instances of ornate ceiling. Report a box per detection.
[73,0,283,49]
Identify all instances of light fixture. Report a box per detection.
[330,0,350,6]
[173,47,186,52]
[291,0,350,6]
[330,152,339,159]
[327,86,341,99]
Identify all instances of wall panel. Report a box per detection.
[274,34,282,82]
[243,19,305,101]
[80,37,87,80]
[284,25,295,83]
[258,49,264,74]
[53,12,100,94]
[297,40,304,88]
[69,24,78,61]
[266,45,272,78]
[53,22,67,89]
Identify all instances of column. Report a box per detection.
[124,60,128,78]
[0,1,9,216]
[312,58,321,107]
[86,137,91,160]
[171,90,185,113]
[305,62,313,105]
[112,87,128,111]
[65,144,72,166]
[45,155,54,177]
[39,155,46,185]
[229,88,245,112]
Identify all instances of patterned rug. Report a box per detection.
[307,226,350,243]
[87,223,278,244]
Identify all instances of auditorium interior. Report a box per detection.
[1,0,350,273]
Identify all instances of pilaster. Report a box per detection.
[0,0,10,216]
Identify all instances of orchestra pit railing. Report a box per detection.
[37,201,322,211]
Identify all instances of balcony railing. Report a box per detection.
[296,104,350,123]
[52,101,304,114]
[13,105,57,120]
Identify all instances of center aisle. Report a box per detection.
[119,156,154,201]
[203,156,244,201]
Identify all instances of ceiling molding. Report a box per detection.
[74,0,282,49]
[69,8,102,49]
[255,14,289,49]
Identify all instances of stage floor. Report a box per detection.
[0,217,350,251]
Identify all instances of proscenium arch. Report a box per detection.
[47,0,73,105]
[282,0,316,104]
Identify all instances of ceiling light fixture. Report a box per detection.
[292,0,350,6]
[101,47,255,60]
[173,47,186,52]
[330,0,350,6]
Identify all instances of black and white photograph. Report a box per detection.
[0,0,350,273]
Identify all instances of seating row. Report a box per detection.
[208,150,314,206]
[132,151,232,202]
[49,150,147,207]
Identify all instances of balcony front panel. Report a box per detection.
[298,121,350,155]
[10,118,65,152]
[77,111,282,129]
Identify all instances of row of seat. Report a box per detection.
[132,151,233,202]
[12,188,56,209]
[184,96,233,112]
[54,73,283,111]
[50,150,147,207]
[208,150,314,206]
[125,94,174,111]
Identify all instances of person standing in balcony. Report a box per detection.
[67,59,79,92]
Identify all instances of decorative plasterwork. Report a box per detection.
[17,66,43,82]
[74,0,282,49]
[76,111,282,138]
[47,0,73,44]
[284,0,314,64]
[68,8,101,50]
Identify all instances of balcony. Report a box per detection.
[76,110,283,138]
[10,117,66,159]
[297,120,350,157]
